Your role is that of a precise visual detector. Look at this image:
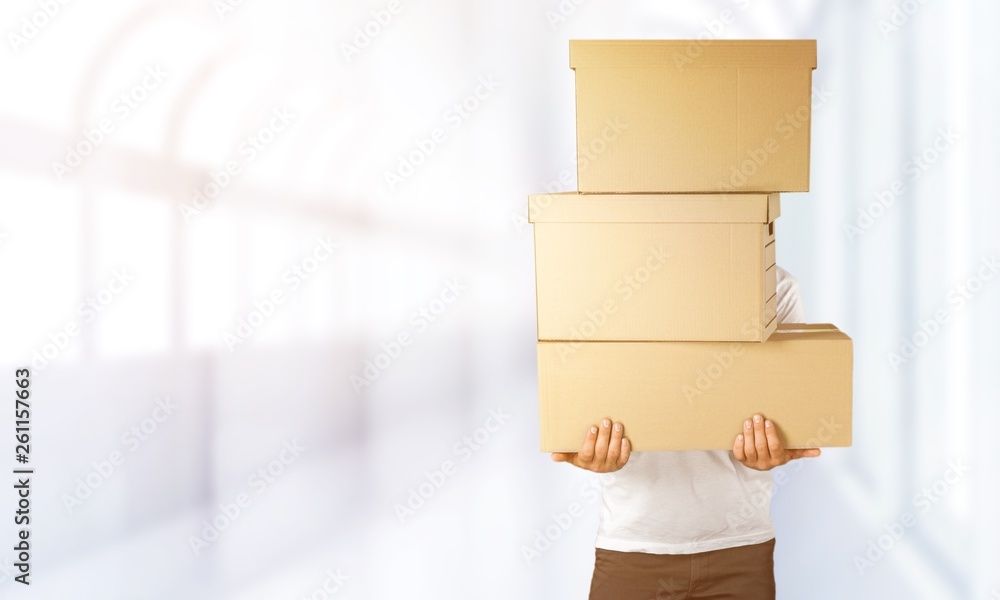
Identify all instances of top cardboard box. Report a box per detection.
[570,40,817,193]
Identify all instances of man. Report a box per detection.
[552,266,819,600]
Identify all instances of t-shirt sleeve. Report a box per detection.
[774,265,805,324]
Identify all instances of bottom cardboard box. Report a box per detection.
[537,324,853,451]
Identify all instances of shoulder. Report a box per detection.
[774,266,805,323]
[775,265,800,297]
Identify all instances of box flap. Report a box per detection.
[767,193,781,222]
[570,39,817,69]
[528,192,780,224]
[777,323,839,332]
[773,323,851,341]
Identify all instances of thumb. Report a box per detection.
[551,452,576,462]
[787,448,821,460]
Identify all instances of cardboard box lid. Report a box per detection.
[528,192,780,224]
[570,39,817,69]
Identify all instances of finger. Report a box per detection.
[593,418,613,464]
[764,419,783,459]
[733,433,747,462]
[551,452,575,462]
[752,414,769,462]
[577,425,599,464]
[617,437,631,467]
[606,422,624,466]
[742,418,757,461]
[787,448,822,460]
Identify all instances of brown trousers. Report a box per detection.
[589,539,776,600]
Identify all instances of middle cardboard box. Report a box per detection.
[529,191,779,343]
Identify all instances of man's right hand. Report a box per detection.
[551,418,631,473]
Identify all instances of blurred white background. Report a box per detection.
[0,0,997,598]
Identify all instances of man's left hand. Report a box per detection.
[732,414,821,471]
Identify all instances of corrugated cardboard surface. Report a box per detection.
[531,193,778,342]
[537,324,853,451]
[764,264,777,300]
[570,40,816,193]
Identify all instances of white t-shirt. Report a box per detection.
[595,266,806,555]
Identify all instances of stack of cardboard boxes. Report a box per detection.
[529,40,853,451]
